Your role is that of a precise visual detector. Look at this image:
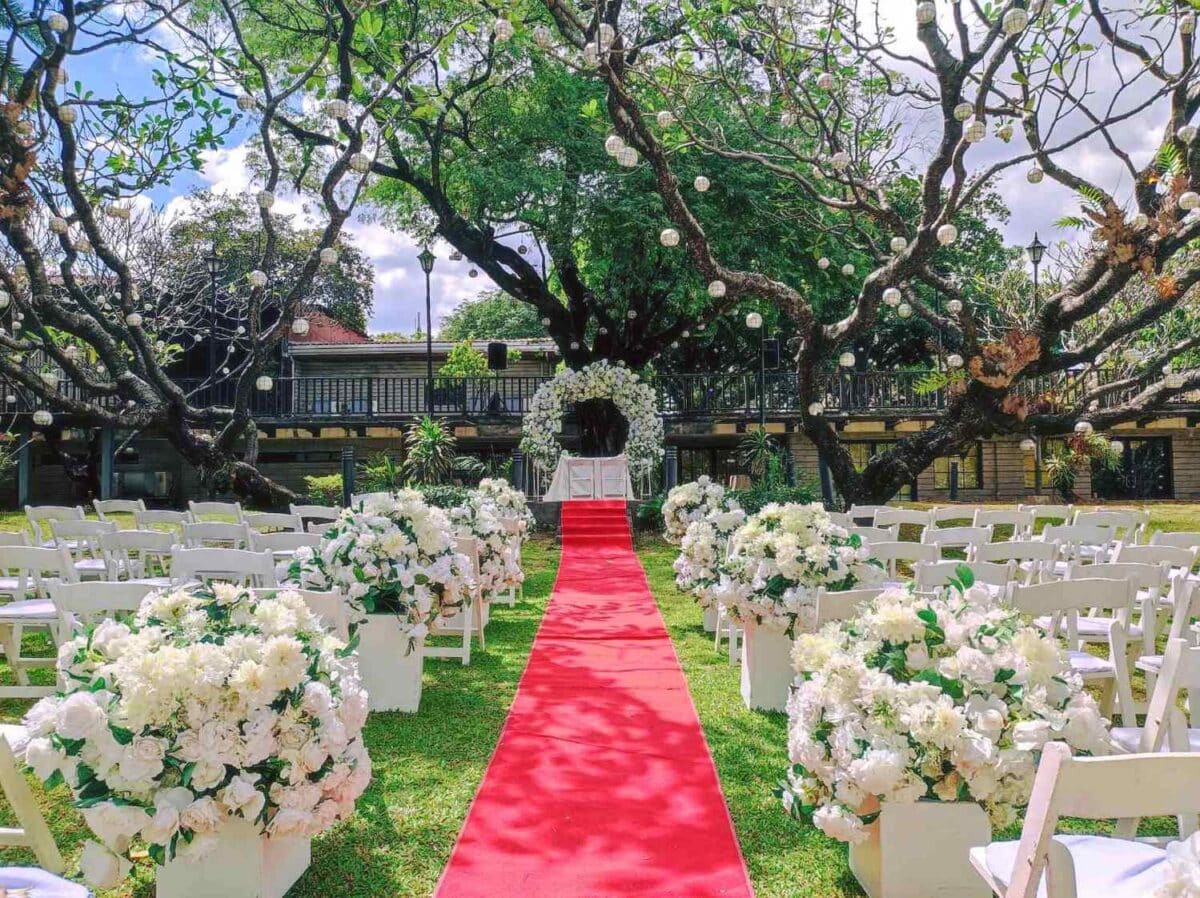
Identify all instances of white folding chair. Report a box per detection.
[973,508,1035,540]
[1150,530,1200,551]
[929,505,987,526]
[134,508,193,533]
[868,541,940,582]
[970,743,1200,898]
[1006,578,1137,725]
[1039,523,1116,568]
[493,517,525,607]
[0,546,78,698]
[814,587,885,627]
[1112,541,1198,575]
[913,559,1016,600]
[1134,575,1195,686]
[846,504,888,526]
[170,548,277,587]
[48,519,116,581]
[249,587,350,641]
[0,533,28,548]
[0,724,66,874]
[874,507,934,531]
[290,503,340,528]
[975,540,1060,585]
[92,498,146,523]
[250,530,322,560]
[1063,560,1169,658]
[350,491,392,506]
[244,511,301,533]
[24,505,84,547]
[827,511,854,528]
[188,500,245,522]
[181,520,253,549]
[920,524,992,558]
[1111,635,1200,756]
[848,525,899,546]
[99,529,175,586]
[307,520,334,534]
[1074,509,1149,547]
[49,580,157,638]
[1018,503,1074,530]
[427,537,482,664]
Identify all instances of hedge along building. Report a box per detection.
[9,324,1197,506]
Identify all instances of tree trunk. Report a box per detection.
[43,428,101,501]
[161,410,296,507]
[574,398,629,457]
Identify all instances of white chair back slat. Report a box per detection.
[929,505,987,525]
[827,511,853,528]
[134,509,194,532]
[250,531,322,555]
[913,559,1015,591]
[1006,577,1135,617]
[1112,541,1198,571]
[972,508,1035,539]
[919,525,992,556]
[99,529,175,580]
[93,498,146,522]
[290,504,340,526]
[350,492,393,507]
[1150,530,1200,550]
[866,541,939,580]
[1073,509,1149,545]
[0,532,29,548]
[187,500,245,522]
[0,545,79,597]
[244,511,301,533]
[181,521,253,549]
[24,505,84,546]
[1018,503,1074,526]
[49,581,157,633]
[873,508,933,529]
[814,587,884,627]
[848,525,899,546]
[846,505,888,526]
[171,548,276,587]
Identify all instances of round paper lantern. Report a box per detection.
[1027,165,1045,184]
[256,190,275,210]
[656,110,675,128]
[808,402,825,416]
[1074,421,1093,434]
[965,117,986,143]
[882,287,902,306]
[325,99,348,118]
[897,302,913,318]
[708,280,726,298]
[604,135,624,155]
[681,330,689,337]
[937,223,959,245]
[533,25,552,48]
[32,410,53,426]
[6,396,16,405]
[582,44,599,65]
[1180,191,1200,211]
[349,153,370,173]
[40,372,58,389]
[569,341,580,350]
[997,122,1014,141]
[319,247,338,265]
[237,94,256,111]
[816,72,834,90]
[841,262,855,276]
[599,327,609,335]
[49,217,68,234]
[616,146,638,167]
[1019,438,1036,452]
[947,298,963,314]
[256,375,273,391]
[830,151,851,171]
[838,351,856,368]
[248,270,268,288]
[46,12,68,32]
[1002,7,1029,36]
[745,312,763,329]
[953,101,973,122]
[817,257,830,270]
[694,175,710,192]
[780,111,795,127]
[946,353,964,368]
[916,2,936,26]
[291,317,310,336]
[890,236,908,253]
[492,18,514,41]
[124,313,142,327]
[660,228,680,247]
[1179,125,1198,143]
[598,23,616,48]
[57,105,76,124]
[1109,440,1124,454]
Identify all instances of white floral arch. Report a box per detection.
[520,360,664,473]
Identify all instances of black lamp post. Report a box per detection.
[418,247,436,414]
[1027,232,1046,313]
[746,310,765,427]
[204,242,221,382]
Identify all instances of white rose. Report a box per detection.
[180,796,224,834]
[812,804,868,844]
[302,682,333,717]
[219,774,266,822]
[55,692,107,740]
[141,805,181,846]
[24,737,64,782]
[1012,720,1052,751]
[80,840,131,890]
[82,802,150,851]
[191,760,227,792]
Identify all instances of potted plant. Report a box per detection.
[289,491,470,712]
[674,505,747,633]
[22,584,371,897]
[717,502,880,711]
[778,571,1111,898]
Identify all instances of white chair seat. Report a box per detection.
[1066,649,1114,676]
[1110,726,1200,753]
[0,723,28,752]
[971,834,1168,898]
[1136,654,1163,675]
[0,578,27,595]
[123,576,173,589]
[0,599,56,621]
[1035,615,1141,640]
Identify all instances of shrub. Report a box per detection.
[415,484,471,509]
[304,473,343,505]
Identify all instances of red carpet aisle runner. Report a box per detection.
[435,499,754,898]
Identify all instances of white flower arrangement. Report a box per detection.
[450,493,523,595]
[716,502,881,634]
[779,574,1111,845]
[23,584,371,890]
[673,506,747,609]
[520,360,664,473]
[662,475,738,544]
[475,477,534,537]
[1158,832,1200,897]
[287,489,469,641]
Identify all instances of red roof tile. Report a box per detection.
[291,309,370,344]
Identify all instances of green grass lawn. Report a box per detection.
[0,503,1196,896]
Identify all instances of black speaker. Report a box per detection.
[763,338,781,369]
[487,341,507,371]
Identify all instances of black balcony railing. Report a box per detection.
[8,369,1198,424]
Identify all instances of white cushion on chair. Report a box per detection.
[1110,726,1200,754]
[1035,616,1141,640]
[0,600,56,621]
[1066,650,1114,677]
[973,835,1167,898]
[1136,655,1162,675]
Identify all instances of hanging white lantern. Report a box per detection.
[807,401,825,416]
[49,217,68,234]
[838,351,856,368]
[660,228,680,247]
[40,372,58,389]
[291,318,310,336]
[681,330,689,338]
[582,44,599,65]
[841,263,855,276]
[4,396,14,405]
[946,353,964,368]
[569,341,580,350]
[319,247,339,265]
[349,153,371,173]
[830,151,851,171]
[597,22,616,48]
[708,280,727,298]
[1027,164,1045,184]
[533,25,552,48]
[1002,7,1029,36]
[1074,421,1093,434]
[937,223,959,245]
[0,292,9,310]
[882,287,902,306]
[1109,440,1124,454]
[997,122,1014,141]
[46,12,68,32]
[780,111,795,127]
[890,236,908,253]
[256,190,275,210]
[57,105,76,124]
[1019,438,1036,452]
[599,327,609,335]
[255,375,274,391]
[897,302,913,318]
[616,146,638,167]
[248,270,268,288]
[745,312,763,329]
[817,257,831,270]
[1179,125,1198,143]
[32,410,53,426]
[540,317,551,326]
[492,17,514,41]
[124,313,142,327]
[604,134,624,156]
[1183,12,1197,36]
[1180,191,1200,211]
[325,99,348,118]
[1166,372,1186,389]
[236,94,256,112]
[816,72,834,90]
[964,117,986,143]
[947,298,963,314]
[953,101,973,122]
[694,175,710,192]
[916,2,936,26]
[626,310,637,319]
[655,110,675,128]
